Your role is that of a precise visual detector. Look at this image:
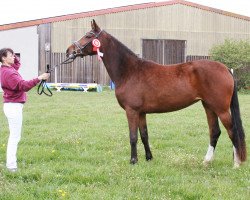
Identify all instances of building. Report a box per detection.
[0,0,250,85]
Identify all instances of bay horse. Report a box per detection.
[66,20,246,168]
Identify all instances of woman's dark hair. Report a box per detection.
[0,48,14,62]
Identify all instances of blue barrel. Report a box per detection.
[110,80,115,90]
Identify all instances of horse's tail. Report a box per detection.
[230,77,247,162]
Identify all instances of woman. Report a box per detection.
[0,48,50,172]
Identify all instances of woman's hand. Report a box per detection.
[38,73,50,80]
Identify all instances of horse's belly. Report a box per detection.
[115,82,199,113]
[143,95,199,113]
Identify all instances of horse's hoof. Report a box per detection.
[146,156,153,161]
[130,158,138,164]
[202,160,211,167]
[233,162,240,169]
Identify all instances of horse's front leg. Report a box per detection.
[139,113,153,161]
[126,108,139,164]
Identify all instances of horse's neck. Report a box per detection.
[101,34,139,84]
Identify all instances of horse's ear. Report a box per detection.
[91,20,93,29]
[91,19,100,31]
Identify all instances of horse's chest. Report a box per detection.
[115,87,143,110]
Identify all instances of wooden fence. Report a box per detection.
[186,55,210,62]
[49,53,110,85]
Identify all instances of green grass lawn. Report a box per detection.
[0,89,249,200]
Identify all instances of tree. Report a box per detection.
[209,39,250,90]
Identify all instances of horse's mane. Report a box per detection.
[106,31,141,60]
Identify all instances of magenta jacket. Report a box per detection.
[0,56,40,103]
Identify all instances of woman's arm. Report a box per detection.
[7,72,40,92]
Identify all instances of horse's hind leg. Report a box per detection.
[217,111,242,168]
[139,113,153,161]
[202,102,221,165]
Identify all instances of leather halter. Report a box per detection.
[64,30,103,64]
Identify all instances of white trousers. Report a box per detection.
[3,103,23,169]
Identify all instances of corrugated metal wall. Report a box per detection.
[51,4,250,55]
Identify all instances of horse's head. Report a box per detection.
[65,20,102,63]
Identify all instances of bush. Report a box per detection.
[209,39,250,90]
[234,66,250,90]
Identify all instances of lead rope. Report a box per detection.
[37,56,76,97]
[37,64,53,96]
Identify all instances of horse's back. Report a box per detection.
[141,59,233,94]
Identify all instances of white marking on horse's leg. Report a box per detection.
[233,146,241,168]
[203,145,214,165]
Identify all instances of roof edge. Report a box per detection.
[0,0,249,31]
